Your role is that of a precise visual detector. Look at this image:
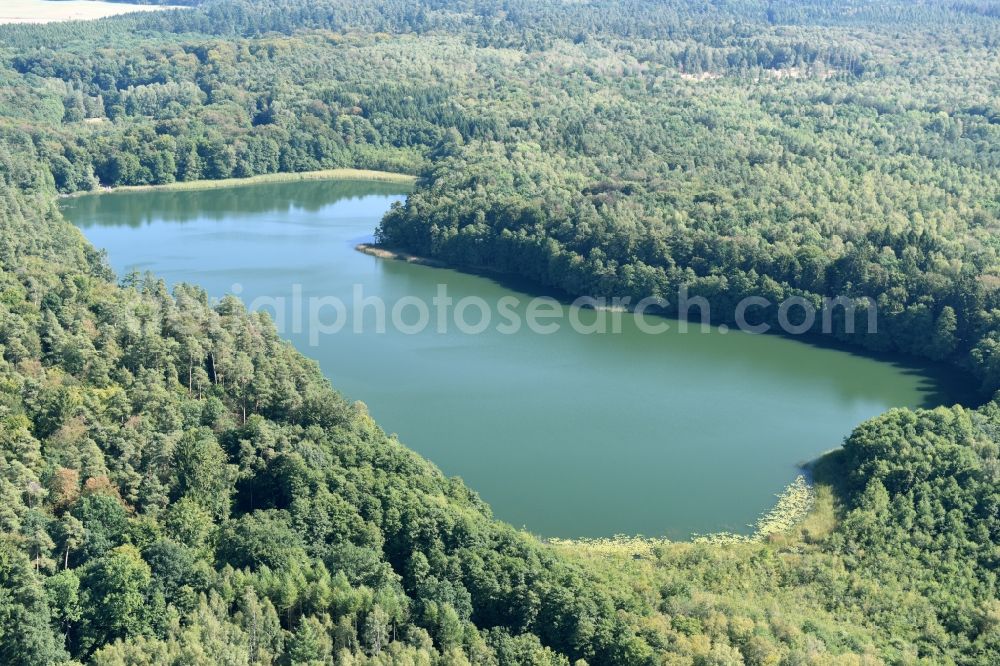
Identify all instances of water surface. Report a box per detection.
[64,180,965,538]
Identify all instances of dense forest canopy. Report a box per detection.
[0,0,997,664]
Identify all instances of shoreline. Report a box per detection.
[355,243,518,277]
[357,242,980,408]
[355,243,449,268]
[62,168,417,198]
[546,475,821,556]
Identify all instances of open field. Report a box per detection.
[0,0,178,25]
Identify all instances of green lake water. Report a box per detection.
[63,180,968,538]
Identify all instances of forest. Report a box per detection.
[0,0,997,664]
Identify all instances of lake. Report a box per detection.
[63,179,967,538]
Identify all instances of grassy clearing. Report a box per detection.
[0,1,177,25]
[65,168,417,197]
